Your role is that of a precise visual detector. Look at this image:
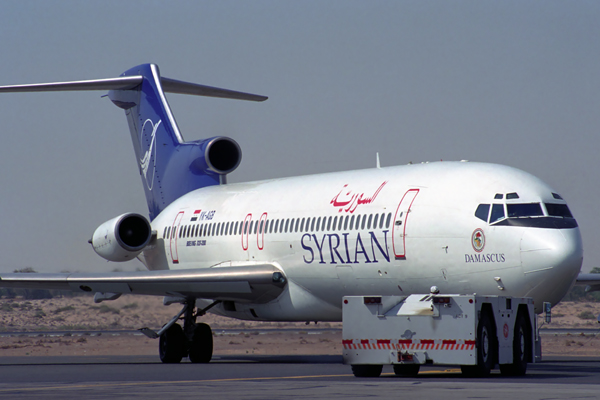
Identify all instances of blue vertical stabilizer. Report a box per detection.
[108,64,265,220]
[0,63,267,220]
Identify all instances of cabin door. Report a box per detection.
[392,189,419,259]
[170,211,185,264]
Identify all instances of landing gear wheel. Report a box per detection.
[351,364,383,377]
[188,323,213,363]
[393,364,420,377]
[159,323,185,364]
[500,313,530,376]
[461,311,496,377]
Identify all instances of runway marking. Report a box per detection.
[0,374,353,393]
[381,368,461,376]
[0,368,464,393]
[419,368,461,374]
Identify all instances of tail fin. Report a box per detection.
[0,63,267,220]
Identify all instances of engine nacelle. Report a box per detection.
[91,213,152,262]
[189,136,242,175]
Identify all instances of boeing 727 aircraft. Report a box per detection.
[0,64,585,375]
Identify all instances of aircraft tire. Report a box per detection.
[461,310,496,377]
[188,323,213,363]
[393,364,420,377]
[159,323,185,364]
[500,313,530,376]
[351,364,383,378]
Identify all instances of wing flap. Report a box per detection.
[0,265,286,304]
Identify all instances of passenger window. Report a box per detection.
[344,216,349,230]
[332,216,338,231]
[507,203,543,218]
[327,216,332,231]
[254,221,258,234]
[490,204,505,223]
[379,214,385,229]
[386,213,392,228]
[373,214,379,229]
[295,219,300,232]
[300,218,305,232]
[314,217,320,232]
[367,214,373,229]
[338,217,344,230]
[259,220,264,234]
[284,219,290,233]
[475,204,490,222]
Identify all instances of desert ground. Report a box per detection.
[0,295,599,358]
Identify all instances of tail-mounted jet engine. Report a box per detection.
[91,213,152,262]
[193,136,242,175]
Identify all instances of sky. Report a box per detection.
[0,1,598,273]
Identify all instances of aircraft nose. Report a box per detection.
[520,227,583,310]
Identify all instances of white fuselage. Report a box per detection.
[141,161,583,320]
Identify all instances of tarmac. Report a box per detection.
[0,354,599,399]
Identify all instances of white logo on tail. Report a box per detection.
[140,119,161,190]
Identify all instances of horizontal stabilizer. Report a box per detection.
[161,77,267,102]
[0,76,143,92]
[0,265,286,303]
[0,74,267,101]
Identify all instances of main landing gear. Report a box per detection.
[141,298,219,364]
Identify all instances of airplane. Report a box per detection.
[0,64,586,374]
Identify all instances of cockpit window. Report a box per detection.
[546,203,573,218]
[552,193,564,200]
[506,192,520,200]
[475,204,490,222]
[490,204,505,223]
[494,193,503,199]
[506,203,543,218]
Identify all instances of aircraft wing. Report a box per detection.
[574,273,600,293]
[0,265,287,304]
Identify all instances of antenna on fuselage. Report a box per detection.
[376,153,381,169]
